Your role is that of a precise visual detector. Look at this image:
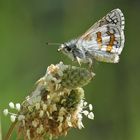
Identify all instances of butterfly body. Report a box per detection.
[58,9,125,66]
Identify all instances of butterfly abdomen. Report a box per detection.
[92,51,119,63]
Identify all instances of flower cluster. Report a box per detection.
[4,62,95,140]
[3,102,22,122]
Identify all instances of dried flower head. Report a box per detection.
[4,62,95,140]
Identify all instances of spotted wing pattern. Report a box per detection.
[76,9,125,63]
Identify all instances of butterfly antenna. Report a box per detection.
[46,42,61,46]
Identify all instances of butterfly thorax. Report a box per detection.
[59,39,87,62]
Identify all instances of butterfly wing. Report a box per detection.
[76,8,125,63]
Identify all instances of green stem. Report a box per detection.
[0,116,2,140]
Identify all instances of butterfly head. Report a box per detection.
[58,40,77,61]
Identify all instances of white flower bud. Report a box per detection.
[89,104,93,111]
[88,112,94,120]
[15,103,21,111]
[77,120,84,129]
[82,110,89,116]
[3,109,8,116]
[10,115,16,122]
[18,115,25,121]
[83,101,88,106]
[9,102,15,109]
[67,121,72,127]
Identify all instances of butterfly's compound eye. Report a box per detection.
[66,46,72,52]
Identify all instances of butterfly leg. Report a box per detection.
[87,58,94,72]
[76,57,82,66]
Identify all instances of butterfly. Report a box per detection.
[56,9,125,67]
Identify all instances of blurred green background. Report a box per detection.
[0,0,140,140]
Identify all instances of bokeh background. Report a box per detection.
[0,0,140,140]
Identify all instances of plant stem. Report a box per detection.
[0,116,2,140]
[4,120,17,140]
